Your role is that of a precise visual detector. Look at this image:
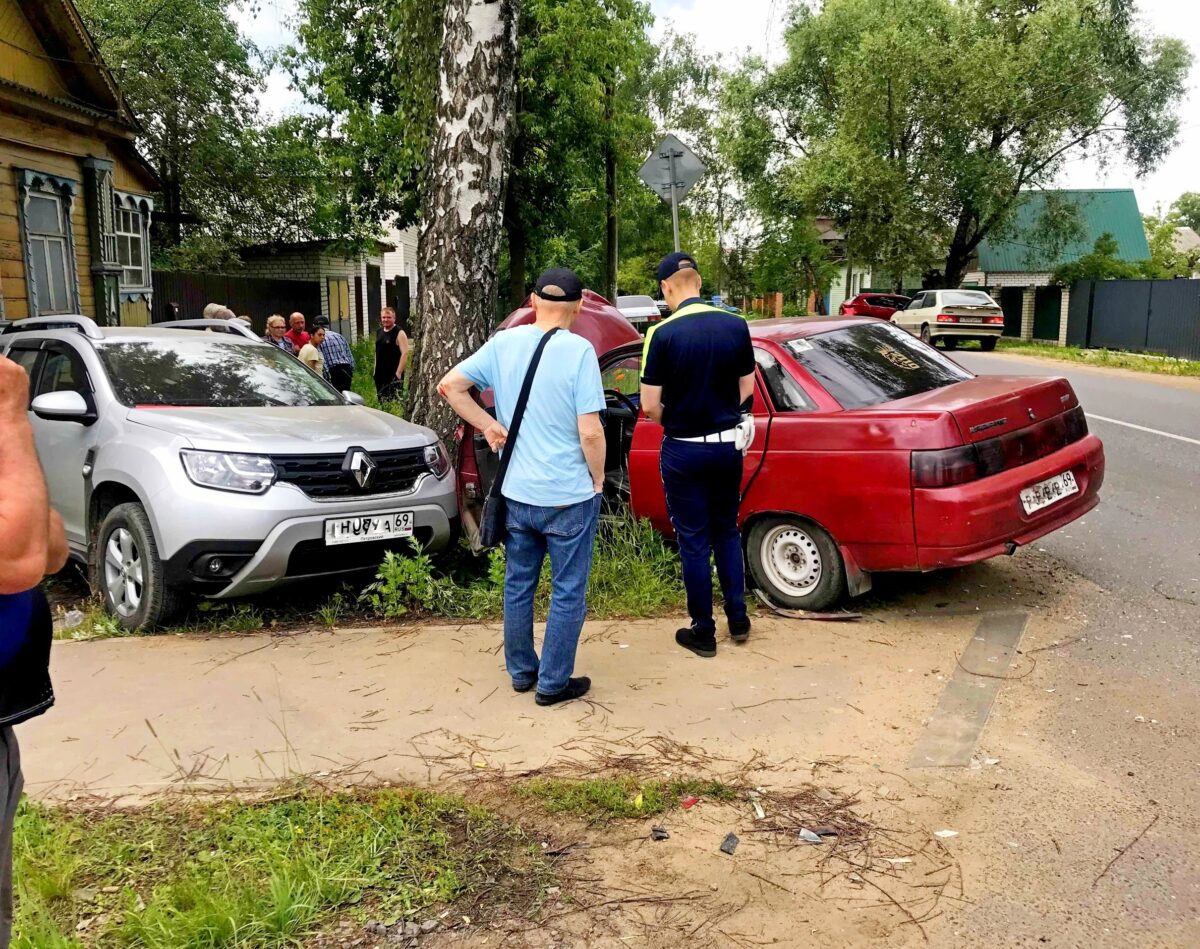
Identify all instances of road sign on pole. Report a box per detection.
[638,134,705,253]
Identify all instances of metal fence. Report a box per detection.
[1066,279,1200,360]
[151,272,322,336]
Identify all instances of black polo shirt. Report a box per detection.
[641,297,755,439]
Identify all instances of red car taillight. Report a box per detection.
[936,314,959,323]
[912,444,980,487]
[912,407,1088,487]
[983,315,1004,325]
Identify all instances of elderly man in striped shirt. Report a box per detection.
[312,315,355,391]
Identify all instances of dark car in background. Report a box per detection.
[838,293,911,319]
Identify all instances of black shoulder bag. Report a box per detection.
[479,327,560,548]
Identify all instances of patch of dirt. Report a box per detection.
[24,549,1199,946]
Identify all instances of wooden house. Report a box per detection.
[0,0,158,326]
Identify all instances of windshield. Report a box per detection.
[617,296,656,308]
[98,338,345,408]
[784,321,972,409]
[941,291,997,306]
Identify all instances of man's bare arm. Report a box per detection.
[640,383,664,425]
[578,412,606,493]
[0,356,54,593]
[397,331,411,378]
[437,369,508,452]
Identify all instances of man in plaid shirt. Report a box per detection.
[312,316,355,391]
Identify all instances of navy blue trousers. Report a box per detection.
[660,438,748,640]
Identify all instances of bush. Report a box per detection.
[361,510,684,621]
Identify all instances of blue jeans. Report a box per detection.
[503,495,601,695]
[660,438,748,639]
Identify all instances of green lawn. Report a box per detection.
[993,338,1200,377]
[13,788,550,948]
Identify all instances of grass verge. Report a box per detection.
[514,776,738,822]
[362,510,684,622]
[993,338,1200,377]
[14,787,550,948]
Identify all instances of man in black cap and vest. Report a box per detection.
[640,251,755,657]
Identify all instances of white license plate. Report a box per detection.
[324,511,414,546]
[1020,471,1079,515]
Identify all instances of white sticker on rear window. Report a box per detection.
[789,339,814,352]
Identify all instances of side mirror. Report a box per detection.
[31,390,96,424]
[343,391,365,406]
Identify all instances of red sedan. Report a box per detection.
[839,292,911,319]
[455,294,1104,611]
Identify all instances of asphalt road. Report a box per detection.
[956,350,1200,608]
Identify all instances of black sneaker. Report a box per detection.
[675,627,717,658]
[535,677,592,706]
[512,677,538,694]
[729,618,751,644]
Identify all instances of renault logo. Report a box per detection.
[342,448,378,490]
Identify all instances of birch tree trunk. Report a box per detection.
[408,0,521,441]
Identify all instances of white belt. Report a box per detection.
[670,427,739,444]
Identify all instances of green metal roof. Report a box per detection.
[977,189,1150,273]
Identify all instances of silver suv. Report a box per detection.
[1,316,457,629]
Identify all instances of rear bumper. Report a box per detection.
[914,434,1105,570]
[931,325,1003,339]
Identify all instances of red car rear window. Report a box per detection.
[784,322,972,409]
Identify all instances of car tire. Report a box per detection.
[746,516,847,612]
[920,324,932,345]
[941,337,958,350]
[979,337,998,351]
[92,502,184,631]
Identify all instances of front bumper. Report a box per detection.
[152,471,457,597]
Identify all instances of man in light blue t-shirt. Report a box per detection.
[439,268,606,706]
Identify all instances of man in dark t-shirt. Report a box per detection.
[373,306,410,402]
[641,252,756,658]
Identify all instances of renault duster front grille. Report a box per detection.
[270,448,429,499]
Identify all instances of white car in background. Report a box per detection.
[893,289,1006,350]
[616,295,660,329]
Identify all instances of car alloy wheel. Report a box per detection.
[920,324,932,344]
[104,527,144,618]
[93,501,184,630]
[760,524,823,597]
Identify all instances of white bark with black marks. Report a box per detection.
[409,0,521,443]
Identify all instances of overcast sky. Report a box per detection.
[236,0,1199,214]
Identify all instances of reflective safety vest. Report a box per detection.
[641,302,748,365]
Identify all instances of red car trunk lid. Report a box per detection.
[888,375,1076,443]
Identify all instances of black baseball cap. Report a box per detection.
[534,267,584,302]
[312,315,331,327]
[657,251,699,283]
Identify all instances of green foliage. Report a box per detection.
[287,0,445,233]
[1051,233,1142,285]
[13,789,550,946]
[997,339,1200,376]
[1173,192,1200,233]
[361,511,684,621]
[516,776,738,822]
[1141,207,1200,279]
[727,0,1191,287]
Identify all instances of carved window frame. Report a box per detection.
[15,169,81,317]
[113,191,154,301]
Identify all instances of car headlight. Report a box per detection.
[180,449,276,494]
[424,442,451,479]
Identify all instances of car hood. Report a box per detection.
[127,405,438,452]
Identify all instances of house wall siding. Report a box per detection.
[1,114,153,323]
[0,0,72,99]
